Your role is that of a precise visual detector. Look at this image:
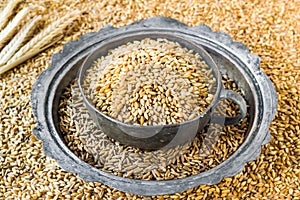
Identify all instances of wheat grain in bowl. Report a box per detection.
[86,38,215,126]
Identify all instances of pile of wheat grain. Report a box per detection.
[83,38,215,126]
[1,0,299,199]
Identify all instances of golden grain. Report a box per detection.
[1,0,299,199]
[85,38,214,126]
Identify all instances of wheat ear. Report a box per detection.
[0,7,30,50]
[0,37,61,75]
[8,10,81,63]
[0,0,22,30]
[31,10,81,52]
[0,16,42,66]
[0,10,81,75]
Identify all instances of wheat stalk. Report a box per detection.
[0,7,30,50]
[0,16,42,66]
[0,0,22,30]
[0,10,81,75]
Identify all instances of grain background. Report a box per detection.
[0,0,299,199]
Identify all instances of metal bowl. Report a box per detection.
[78,33,247,150]
[31,17,277,196]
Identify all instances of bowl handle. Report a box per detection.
[211,89,247,125]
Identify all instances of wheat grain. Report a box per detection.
[0,7,30,50]
[0,0,22,30]
[87,38,214,125]
[1,0,299,199]
[0,16,42,66]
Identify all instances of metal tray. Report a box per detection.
[31,17,277,196]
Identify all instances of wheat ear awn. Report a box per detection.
[0,7,30,50]
[0,0,22,30]
[0,16,42,66]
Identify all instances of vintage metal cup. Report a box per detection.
[78,33,247,150]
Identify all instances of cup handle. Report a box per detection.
[211,89,247,125]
